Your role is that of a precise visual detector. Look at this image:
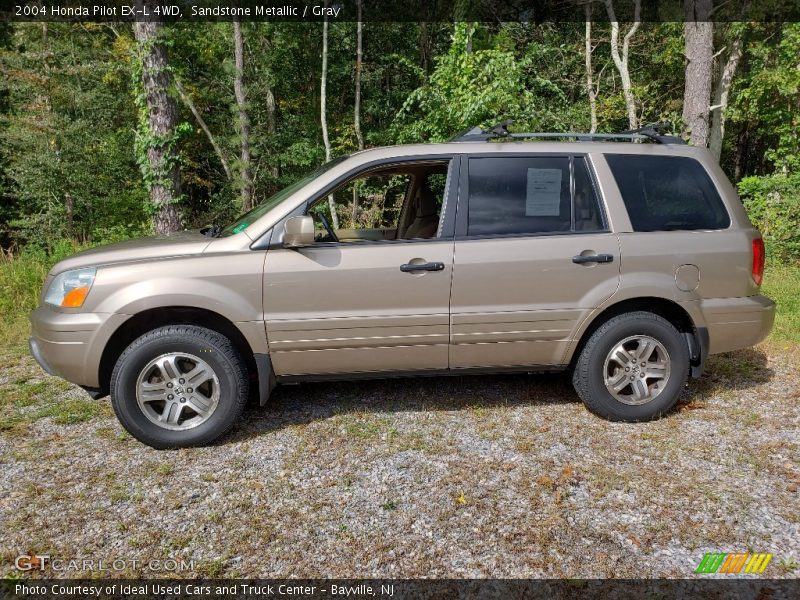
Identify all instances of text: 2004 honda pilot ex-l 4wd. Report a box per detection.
[29,123,775,448]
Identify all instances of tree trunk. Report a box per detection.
[584,4,598,133]
[320,6,339,229]
[709,34,743,160]
[233,18,254,211]
[64,192,73,237]
[734,128,749,180]
[265,85,279,179]
[682,0,714,147]
[605,0,641,130]
[354,4,365,153]
[174,77,232,180]
[419,22,431,74]
[352,0,364,222]
[133,15,182,234]
[258,29,280,182]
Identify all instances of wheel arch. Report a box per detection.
[98,307,260,399]
[568,297,707,377]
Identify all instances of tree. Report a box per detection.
[174,76,231,180]
[320,4,339,228]
[605,0,641,130]
[352,0,365,220]
[233,18,254,211]
[584,3,598,133]
[394,23,568,142]
[682,0,715,147]
[133,12,183,234]
[709,28,743,160]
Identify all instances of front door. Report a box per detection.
[449,154,621,369]
[263,158,457,377]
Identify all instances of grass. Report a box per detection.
[761,260,800,343]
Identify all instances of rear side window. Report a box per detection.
[606,155,730,231]
[466,156,604,236]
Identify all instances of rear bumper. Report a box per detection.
[29,306,129,388]
[702,295,776,354]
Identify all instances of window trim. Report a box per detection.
[456,152,610,240]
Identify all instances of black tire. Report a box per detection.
[110,325,248,449]
[572,311,689,422]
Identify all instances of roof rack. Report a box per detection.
[448,120,686,145]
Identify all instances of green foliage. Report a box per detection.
[738,174,800,261]
[730,23,800,173]
[394,23,569,142]
[0,20,798,261]
[0,23,149,247]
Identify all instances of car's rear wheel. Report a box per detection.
[572,311,689,421]
[110,325,248,449]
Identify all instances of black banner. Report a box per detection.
[2,579,800,600]
[2,0,800,23]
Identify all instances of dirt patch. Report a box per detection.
[0,343,797,578]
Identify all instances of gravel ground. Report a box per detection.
[0,342,798,579]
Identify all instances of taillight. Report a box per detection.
[752,237,765,287]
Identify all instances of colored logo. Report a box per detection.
[695,553,773,574]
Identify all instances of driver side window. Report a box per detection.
[307,161,450,243]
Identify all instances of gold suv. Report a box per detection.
[29,124,775,448]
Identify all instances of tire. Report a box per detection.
[572,311,689,422]
[110,325,248,449]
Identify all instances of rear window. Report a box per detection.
[605,155,730,231]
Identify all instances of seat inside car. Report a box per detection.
[399,178,439,239]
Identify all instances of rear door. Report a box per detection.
[449,154,620,369]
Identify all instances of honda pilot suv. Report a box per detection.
[29,124,775,448]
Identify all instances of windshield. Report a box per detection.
[220,156,349,237]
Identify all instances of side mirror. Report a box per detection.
[283,215,315,248]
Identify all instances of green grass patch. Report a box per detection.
[0,375,110,432]
[761,261,800,344]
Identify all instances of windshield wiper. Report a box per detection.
[202,224,224,238]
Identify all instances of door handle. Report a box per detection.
[572,253,614,264]
[400,261,445,273]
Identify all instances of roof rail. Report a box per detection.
[448,119,514,142]
[448,120,686,145]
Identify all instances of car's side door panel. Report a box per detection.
[450,234,620,368]
[264,241,454,376]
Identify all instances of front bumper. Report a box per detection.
[29,306,129,388]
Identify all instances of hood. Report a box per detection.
[50,230,212,275]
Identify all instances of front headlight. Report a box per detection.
[44,267,97,308]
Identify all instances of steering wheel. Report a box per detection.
[317,211,339,242]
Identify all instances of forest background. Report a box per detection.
[1,3,799,343]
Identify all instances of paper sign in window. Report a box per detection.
[526,168,563,216]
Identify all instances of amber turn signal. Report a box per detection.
[61,286,91,308]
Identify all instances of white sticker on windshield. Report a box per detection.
[526,168,563,216]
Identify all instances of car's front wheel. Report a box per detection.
[572,311,689,421]
[110,325,248,449]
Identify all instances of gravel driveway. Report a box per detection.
[0,343,798,578]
